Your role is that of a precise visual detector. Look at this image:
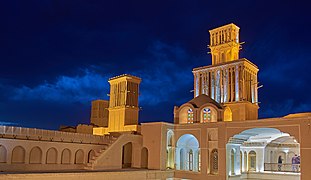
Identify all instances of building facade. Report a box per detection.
[0,23,310,180]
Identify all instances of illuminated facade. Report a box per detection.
[0,23,310,180]
[193,23,259,121]
[93,74,141,135]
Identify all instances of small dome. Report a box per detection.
[283,112,311,118]
[188,94,223,109]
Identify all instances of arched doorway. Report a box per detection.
[88,149,95,163]
[248,151,256,171]
[29,147,42,164]
[46,147,57,164]
[0,145,7,163]
[61,149,71,164]
[224,107,232,121]
[75,149,84,164]
[166,130,174,169]
[11,146,25,164]
[141,147,148,169]
[122,142,132,168]
[176,134,200,172]
[226,127,300,177]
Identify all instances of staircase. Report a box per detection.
[85,135,119,170]
[84,133,142,170]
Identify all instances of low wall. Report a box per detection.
[0,170,174,180]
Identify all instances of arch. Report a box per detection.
[200,106,217,123]
[224,107,232,121]
[210,149,218,174]
[176,134,200,172]
[166,130,174,169]
[88,149,95,163]
[0,145,7,163]
[179,106,194,124]
[208,130,218,141]
[240,151,242,173]
[61,148,71,164]
[248,151,256,171]
[75,149,84,164]
[141,147,148,169]
[230,149,236,175]
[167,130,174,147]
[29,146,42,164]
[46,147,57,164]
[287,151,296,164]
[226,127,300,175]
[244,151,247,172]
[122,142,132,168]
[269,150,273,163]
[11,146,25,164]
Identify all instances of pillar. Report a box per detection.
[235,65,239,101]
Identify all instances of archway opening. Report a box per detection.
[122,142,132,168]
[166,130,175,169]
[226,128,300,178]
[176,134,200,172]
[141,147,148,169]
[224,107,232,121]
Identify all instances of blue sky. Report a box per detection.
[0,1,310,129]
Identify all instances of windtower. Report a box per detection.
[193,23,259,121]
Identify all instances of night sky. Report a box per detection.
[0,1,310,130]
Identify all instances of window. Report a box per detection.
[248,151,256,171]
[203,108,211,123]
[211,149,218,174]
[187,109,194,123]
[189,150,193,171]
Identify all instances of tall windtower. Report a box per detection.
[193,23,259,121]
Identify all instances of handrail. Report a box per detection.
[264,163,300,173]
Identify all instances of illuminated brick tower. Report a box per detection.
[193,23,259,121]
[90,100,109,127]
[93,74,141,135]
[108,74,141,128]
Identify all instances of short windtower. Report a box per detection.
[93,74,141,135]
[108,74,141,127]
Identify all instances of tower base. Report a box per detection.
[224,101,258,121]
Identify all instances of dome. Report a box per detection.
[229,128,290,145]
[188,94,223,109]
[283,112,311,118]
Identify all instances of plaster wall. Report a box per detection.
[0,138,105,172]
